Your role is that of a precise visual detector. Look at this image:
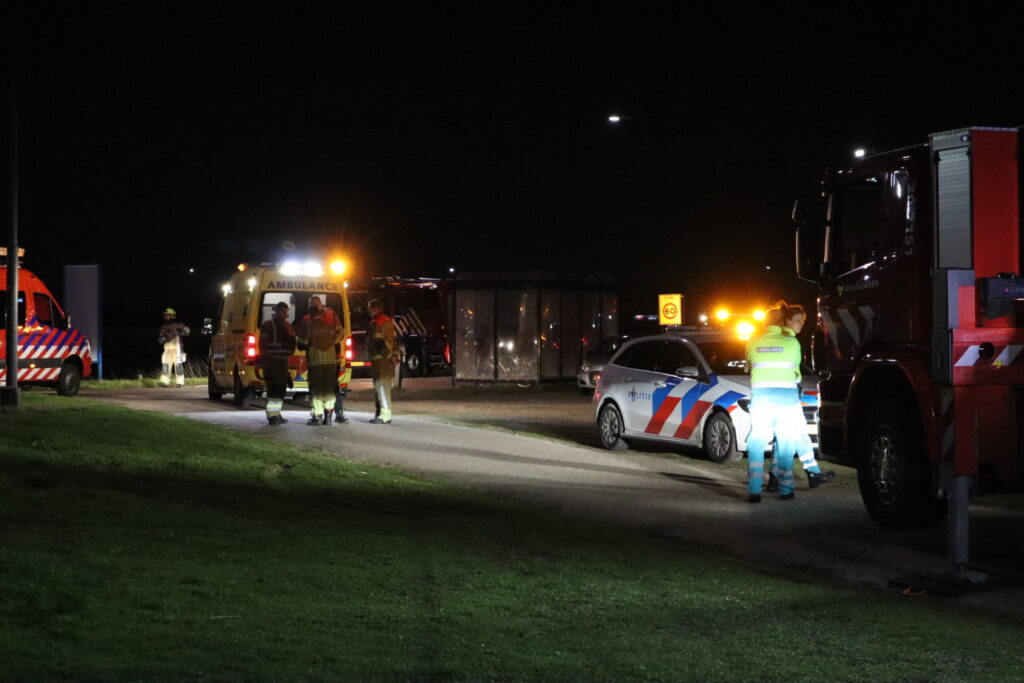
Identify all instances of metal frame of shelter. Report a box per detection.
[451,272,618,384]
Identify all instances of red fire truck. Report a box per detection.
[348,277,451,376]
[1,248,94,395]
[795,127,1024,552]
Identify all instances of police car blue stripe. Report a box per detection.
[676,375,718,421]
[651,376,682,414]
[713,390,745,409]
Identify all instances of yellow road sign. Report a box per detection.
[659,294,683,326]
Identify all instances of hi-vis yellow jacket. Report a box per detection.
[746,325,802,389]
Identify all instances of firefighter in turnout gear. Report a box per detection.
[158,308,191,387]
[744,307,805,502]
[367,299,399,424]
[259,302,296,425]
[297,296,344,425]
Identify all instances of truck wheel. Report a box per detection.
[404,349,425,377]
[232,369,248,408]
[598,403,629,451]
[703,411,740,464]
[55,363,81,397]
[856,400,946,529]
[208,367,224,401]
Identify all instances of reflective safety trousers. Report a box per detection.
[746,387,804,496]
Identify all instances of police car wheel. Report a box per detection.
[703,411,740,464]
[598,403,628,451]
[55,363,81,397]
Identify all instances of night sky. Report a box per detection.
[9,3,1024,327]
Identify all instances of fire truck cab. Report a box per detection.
[348,276,451,376]
[207,261,352,405]
[1,248,94,396]
[795,126,1024,536]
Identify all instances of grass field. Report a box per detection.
[2,395,1023,681]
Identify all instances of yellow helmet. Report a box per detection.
[163,308,176,317]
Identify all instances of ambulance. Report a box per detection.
[206,259,352,405]
[0,248,94,396]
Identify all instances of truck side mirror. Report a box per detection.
[791,199,807,223]
[202,317,214,335]
[795,223,825,283]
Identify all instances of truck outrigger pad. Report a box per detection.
[888,569,1024,598]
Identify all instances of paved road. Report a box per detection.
[86,384,1024,617]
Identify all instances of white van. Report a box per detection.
[207,261,352,405]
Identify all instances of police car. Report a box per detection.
[593,329,818,463]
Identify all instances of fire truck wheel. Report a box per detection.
[232,369,249,408]
[55,363,81,397]
[703,411,740,464]
[598,403,629,451]
[404,349,425,377]
[857,400,947,529]
[208,368,224,401]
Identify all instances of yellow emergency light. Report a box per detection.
[329,259,347,275]
[736,320,755,340]
[715,308,730,321]
[752,309,766,321]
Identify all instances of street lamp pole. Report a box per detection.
[3,0,21,407]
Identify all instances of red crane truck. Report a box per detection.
[794,127,1024,572]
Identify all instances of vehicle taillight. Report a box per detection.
[345,336,353,361]
[244,334,258,364]
[444,343,450,365]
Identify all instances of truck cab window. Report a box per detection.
[831,178,885,273]
[33,293,54,326]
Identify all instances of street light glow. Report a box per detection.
[608,115,621,123]
[854,148,866,158]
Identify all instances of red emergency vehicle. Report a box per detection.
[795,127,1024,546]
[348,276,451,376]
[1,249,93,396]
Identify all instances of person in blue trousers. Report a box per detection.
[745,302,807,503]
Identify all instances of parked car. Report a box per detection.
[593,330,818,463]
[577,335,630,393]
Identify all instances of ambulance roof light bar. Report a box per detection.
[279,261,324,277]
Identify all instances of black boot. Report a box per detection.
[335,403,349,423]
[306,414,320,426]
[808,471,835,489]
[322,410,333,426]
[766,473,779,492]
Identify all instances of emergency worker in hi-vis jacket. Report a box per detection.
[367,299,399,424]
[744,304,806,502]
[158,308,191,387]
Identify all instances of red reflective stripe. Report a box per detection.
[674,400,713,440]
[644,396,680,435]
